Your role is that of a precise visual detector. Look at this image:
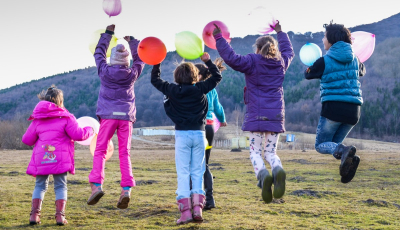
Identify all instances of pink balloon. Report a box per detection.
[202,21,231,50]
[103,0,122,17]
[248,6,278,34]
[351,31,375,63]
[212,113,221,133]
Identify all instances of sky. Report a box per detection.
[0,0,399,90]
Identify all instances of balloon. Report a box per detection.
[175,31,204,60]
[247,6,278,34]
[211,113,221,133]
[299,43,322,66]
[103,0,122,17]
[90,134,114,161]
[76,116,100,146]
[138,37,167,65]
[89,29,118,58]
[351,31,375,63]
[206,142,212,150]
[202,21,231,49]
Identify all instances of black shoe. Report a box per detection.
[262,174,273,203]
[204,198,216,210]
[341,155,360,183]
[339,145,356,177]
[272,166,286,199]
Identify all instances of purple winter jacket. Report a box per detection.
[94,33,145,122]
[215,32,294,133]
[22,101,93,176]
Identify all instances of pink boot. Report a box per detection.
[87,183,105,205]
[192,194,206,221]
[55,199,68,225]
[176,198,193,225]
[117,188,131,209]
[29,199,42,225]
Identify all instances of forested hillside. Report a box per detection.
[1,13,400,142]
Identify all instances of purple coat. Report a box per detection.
[215,32,294,133]
[94,33,145,122]
[22,101,93,176]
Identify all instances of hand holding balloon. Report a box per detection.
[213,24,222,36]
[106,24,115,32]
[124,36,131,42]
[271,21,281,33]
[200,52,210,63]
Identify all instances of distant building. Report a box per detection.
[133,128,175,136]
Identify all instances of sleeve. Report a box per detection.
[22,121,38,146]
[304,57,325,80]
[150,64,172,96]
[94,33,112,78]
[65,116,94,141]
[128,38,145,82]
[197,60,222,94]
[213,91,226,123]
[214,33,254,74]
[359,59,366,77]
[277,32,295,70]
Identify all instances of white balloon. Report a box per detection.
[76,116,100,146]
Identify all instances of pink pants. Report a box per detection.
[88,119,135,187]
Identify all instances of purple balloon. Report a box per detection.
[351,31,375,63]
[103,0,122,17]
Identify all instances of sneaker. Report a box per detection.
[341,155,360,183]
[87,183,105,205]
[339,145,356,177]
[117,189,131,209]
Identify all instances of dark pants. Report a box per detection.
[204,125,214,202]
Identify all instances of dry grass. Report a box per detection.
[1,137,400,229]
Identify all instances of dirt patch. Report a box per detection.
[136,180,159,186]
[287,159,327,165]
[210,167,225,171]
[230,180,240,183]
[290,189,337,198]
[76,168,90,171]
[67,180,86,185]
[8,171,20,176]
[289,176,306,182]
[209,163,222,166]
[272,199,285,204]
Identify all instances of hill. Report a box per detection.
[1,13,400,142]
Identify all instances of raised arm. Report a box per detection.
[124,36,145,81]
[213,25,254,74]
[94,25,115,77]
[65,116,94,142]
[151,64,172,96]
[273,22,295,70]
[22,121,39,146]
[197,53,222,94]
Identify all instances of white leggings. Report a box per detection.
[249,132,282,177]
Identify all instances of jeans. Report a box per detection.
[315,116,355,155]
[89,119,135,187]
[32,173,67,200]
[175,130,206,200]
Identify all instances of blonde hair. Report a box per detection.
[254,36,281,60]
[174,62,199,84]
[37,84,64,107]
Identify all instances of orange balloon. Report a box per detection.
[90,134,114,161]
[138,37,167,65]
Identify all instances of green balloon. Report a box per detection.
[175,31,204,60]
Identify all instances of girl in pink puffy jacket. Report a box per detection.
[22,85,93,226]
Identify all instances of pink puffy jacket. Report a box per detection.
[22,101,94,176]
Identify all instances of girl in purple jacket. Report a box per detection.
[87,24,145,209]
[22,86,94,225]
[214,22,294,203]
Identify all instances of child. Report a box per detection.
[213,22,294,203]
[151,52,222,224]
[304,22,365,183]
[22,85,94,225]
[195,59,227,209]
[87,24,145,209]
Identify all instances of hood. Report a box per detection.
[326,41,355,63]
[28,101,72,120]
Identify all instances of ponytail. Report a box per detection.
[254,36,281,60]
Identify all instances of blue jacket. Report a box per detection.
[321,41,363,105]
[206,89,226,122]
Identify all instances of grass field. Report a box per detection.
[1,136,400,229]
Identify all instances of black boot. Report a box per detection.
[257,169,273,203]
[341,155,360,183]
[204,165,215,210]
[272,166,286,199]
[335,144,356,177]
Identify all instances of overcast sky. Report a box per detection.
[0,0,398,90]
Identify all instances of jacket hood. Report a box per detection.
[326,41,355,63]
[28,101,72,120]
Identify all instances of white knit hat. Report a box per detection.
[110,44,129,66]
